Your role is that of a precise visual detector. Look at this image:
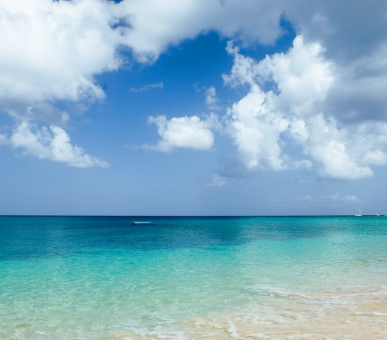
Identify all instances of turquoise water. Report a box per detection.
[1,216,386,339]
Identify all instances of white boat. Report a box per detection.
[132,220,154,225]
[355,209,362,217]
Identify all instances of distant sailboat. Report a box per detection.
[355,208,362,217]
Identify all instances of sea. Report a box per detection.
[0,216,386,339]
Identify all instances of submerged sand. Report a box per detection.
[104,284,387,339]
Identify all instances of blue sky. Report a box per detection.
[1,0,387,216]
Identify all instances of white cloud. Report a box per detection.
[116,0,285,62]
[130,82,163,93]
[322,193,360,204]
[284,0,387,63]
[224,36,334,116]
[293,160,312,169]
[304,114,373,180]
[114,0,387,125]
[223,36,328,173]
[298,195,311,202]
[144,115,216,152]
[222,35,387,180]
[0,0,122,166]
[5,0,285,166]
[9,121,109,168]
[1,0,387,176]
[115,0,387,181]
[207,172,243,187]
[0,0,120,107]
[0,0,287,112]
[225,85,289,171]
[289,119,309,144]
[363,149,387,166]
[205,86,221,111]
[207,173,228,187]
[283,1,387,124]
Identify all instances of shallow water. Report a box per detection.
[0,216,386,339]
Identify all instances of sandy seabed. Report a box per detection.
[104,284,387,340]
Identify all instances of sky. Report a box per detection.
[1,0,387,216]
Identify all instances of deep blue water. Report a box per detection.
[2,215,386,258]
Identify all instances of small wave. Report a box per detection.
[246,284,387,305]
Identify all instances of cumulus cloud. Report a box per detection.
[8,121,109,168]
[1,0,387,176]
[303,114,373,180]
[0,0,120,108]
[225,85,289,171]
[0,0,124,166]
[283,1,387,124]
[284,0,387,62]
[115,0,387,129]
[223,36,329,173]
[221,35,387,180]
[144,115,216,152]
[0,0,285,166]
[116,0,285,62]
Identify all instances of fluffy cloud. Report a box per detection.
[8,121,109,168]
[284,1,387,124]
[106,0,387,130]
[0,0,287,109]
[225,85,289,171]
[145,115,216,152]
[1,0,387,176]
[0,0,124,166]
[0,0,285,166]
[284,0,387,63]
[116,0,285,62]
[303,115,373,180]
[0,0,121,108]
[222,35,387,180]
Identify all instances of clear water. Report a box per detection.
[0,216,386,339]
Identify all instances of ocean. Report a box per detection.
[0,216,386,339]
